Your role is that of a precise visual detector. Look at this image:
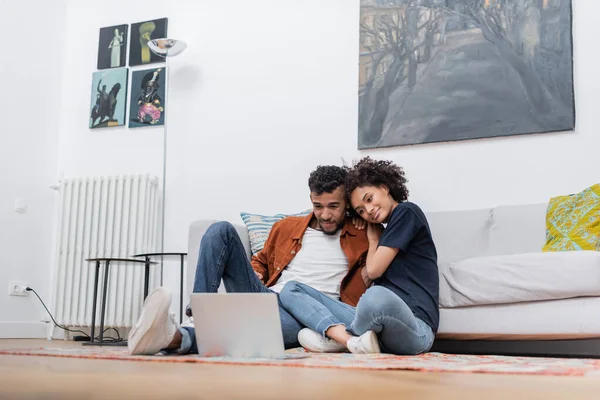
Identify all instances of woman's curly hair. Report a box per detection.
[345,157,409,204]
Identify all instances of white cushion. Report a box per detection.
[439,251,600,308]
[425,208,493,264]
[438,296,600,339]
[489,203,548,255]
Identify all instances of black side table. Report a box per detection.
[84,258,157,346]
[132,252,187,323]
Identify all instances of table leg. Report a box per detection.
[180,254,184,324]
[90,261,100,343]
[144,256,150,300]
[98,260,111,345]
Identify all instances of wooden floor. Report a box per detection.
[1,340,600,399]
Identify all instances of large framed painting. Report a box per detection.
[97,24,128,69]
[89,68,128,129]
[358,0,575,149]
[128,67,166,128]
[129,18,168,67]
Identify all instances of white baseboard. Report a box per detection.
[0,322,130,341]
[0,321,48,339]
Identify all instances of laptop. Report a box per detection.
[190,293,310,359]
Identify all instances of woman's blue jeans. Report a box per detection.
[279,281,434,355]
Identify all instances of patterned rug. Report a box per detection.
[2,346,600,376]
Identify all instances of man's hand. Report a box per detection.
[352,217,367,230]
[360,267,373,288]
[367,223,383,242]
[255,271,263,281]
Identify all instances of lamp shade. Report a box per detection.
[148,38,187,57]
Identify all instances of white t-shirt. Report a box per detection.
[269,228,349,298]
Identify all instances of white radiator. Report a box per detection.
[51,175,161,329]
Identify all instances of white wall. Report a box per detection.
[0,0,67,337]
[57,1,167,179]
[163,0,597,253]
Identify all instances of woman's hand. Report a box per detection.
[367,223,383,242]
[352,217,367,230]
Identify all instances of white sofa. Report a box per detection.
[186,203,600,357]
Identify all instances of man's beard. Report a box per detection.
[319,220,345,236]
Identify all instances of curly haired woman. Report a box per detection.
[279,157,439,355]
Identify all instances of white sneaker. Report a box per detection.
[346,330,381,354]
[180,316,194,328]
[128,287,178,355]
[298,328,346,353]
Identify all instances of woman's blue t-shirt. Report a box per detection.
[374,202,439,332]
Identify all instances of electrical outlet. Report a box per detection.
[8,281,28,297]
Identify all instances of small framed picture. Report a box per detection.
[97,24,128,69]
[129,67,166,128]
[89,68,129,129]
[129,18,168,67]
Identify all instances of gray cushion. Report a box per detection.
[425,208,493,264]
[489,203,547,255]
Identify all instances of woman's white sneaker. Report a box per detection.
[346,330,381,354]
[298,328,346,353]
[128,287,178,355]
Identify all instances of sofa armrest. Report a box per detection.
[185,220,251,301]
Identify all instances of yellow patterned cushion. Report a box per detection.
[543,184,600,252]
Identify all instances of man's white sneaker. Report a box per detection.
[128,287,178,355]
[298,328,346,353]
[180,316,194,328]
[346,330,381,354]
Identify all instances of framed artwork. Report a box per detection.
[89,68,128,129]
[97,24,128,69]
[129,67,166,128]
[129,18,168,67]
[358,0,575,149]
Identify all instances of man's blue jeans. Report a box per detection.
[178,222,302,353]
[279,281,435,355]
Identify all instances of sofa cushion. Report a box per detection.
[438,296,600,339]
[439,251,600,308]
[240,210,311,255]
[488,203,547,255]
[425,208,493,264]
[543,183,600,252]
